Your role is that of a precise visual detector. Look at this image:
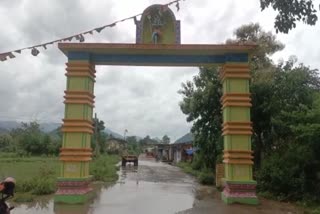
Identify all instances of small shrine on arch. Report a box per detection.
[135,4,181,44]
[55,4,258,206]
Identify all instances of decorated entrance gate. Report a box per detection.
[55,4,258,205]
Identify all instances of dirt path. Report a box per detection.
[179,185,304,214]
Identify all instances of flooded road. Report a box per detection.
[11,156,304,214]
[11,157,196,214]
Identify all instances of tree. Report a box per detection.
[162,135,170,144]
[0,134,14,152]
[179,66,223,169]
[126,136,137,144]
[126,136,142,155]
[179,22,320,201]
[140,135,158,145]
[226,23,284,69]
[260,0,319,33]
[92,116,106,156]
[11,122,45,155]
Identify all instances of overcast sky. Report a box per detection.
[0,0,320,141]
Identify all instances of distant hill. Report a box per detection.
[0,121,125,138]
[0,127,8,134]
[0,121,61,133]
[105,128,123,139]
[0,121,21,130]
[40,122,61,133]
[174,133,194,144]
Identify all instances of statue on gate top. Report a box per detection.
[135,4,181,44]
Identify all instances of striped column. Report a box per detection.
[220,63,258,205]
[55,61,95,204]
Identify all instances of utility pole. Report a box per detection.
[94,113,100,158]
[123,129,128,154]
[123,129,128,141]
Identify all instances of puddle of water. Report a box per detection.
[10,159,195,214]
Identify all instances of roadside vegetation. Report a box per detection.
[0,118,120,203]
[178,23,320,212]
[177,161,214,185]
[0,153,119,202]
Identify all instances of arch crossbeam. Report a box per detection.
[59,43,254,66]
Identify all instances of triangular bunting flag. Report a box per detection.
[63,37,73,41]
[176,2,180,11]
[0,0,187,61]
[0,54,7,61]
[79,34,85,42]
[95,26,105,33]
[8,52,15,59]
[109,22,117,27]
[133,16,138,25]
[84,31,93,35]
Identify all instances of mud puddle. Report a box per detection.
[11,159,196,214]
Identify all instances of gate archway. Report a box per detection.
[55,4,258,206]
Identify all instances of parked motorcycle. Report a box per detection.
[0,177,15,214]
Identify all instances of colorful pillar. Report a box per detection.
[220,63,258,205]
[55,60,96,204]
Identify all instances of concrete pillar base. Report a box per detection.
[221,180,259,205]
[54,177,93,204]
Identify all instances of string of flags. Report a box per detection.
[0,0,185,62]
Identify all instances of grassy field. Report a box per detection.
[0,153,120,201]
[0,156,59,181]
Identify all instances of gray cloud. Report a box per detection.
[0,0,320,141]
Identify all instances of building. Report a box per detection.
[155,143,171,162]
[172,133,194,163]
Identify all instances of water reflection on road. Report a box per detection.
[12,158,196,214]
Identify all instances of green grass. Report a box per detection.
[0,154,120,197]
[177,162,199,177]
[90,155,120,182]
[177,162,215,185]
[0,157,59,180]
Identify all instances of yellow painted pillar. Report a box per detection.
[55,60,96,204]
[220,63,258,205]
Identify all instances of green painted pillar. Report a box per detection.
[220,63,258,205]
[55,60,96,204]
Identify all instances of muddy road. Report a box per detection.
[12,156,304,214]
[11,157,196,214]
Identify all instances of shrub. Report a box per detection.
[15,179,34,193]
[191,154,203,171]
[15,164,57,195]
[31,178,56,195]
[177,162,198,177]
[90,155,119,182]
[198,170,215,185]
[256,143,319,201]
[15,177,56,195]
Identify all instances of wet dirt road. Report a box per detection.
[88,157,196,214]
[11,156,196,214]
[11,156,304,214]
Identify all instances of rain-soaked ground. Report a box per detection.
[10,156,304,214]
